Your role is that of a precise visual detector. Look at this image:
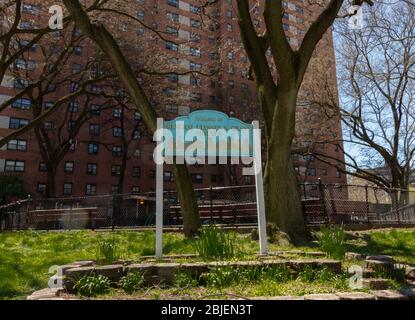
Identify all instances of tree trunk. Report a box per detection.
[264,87,307,244]
[172,164,201,237]
[46,166,57,199]
[62,0,200,238]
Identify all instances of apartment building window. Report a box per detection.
[16,58,36,70]
[85,184,97,196]
[190,62,202,71]
[39,162,47,171]
[134,112,142,121]
[190,76,201,86]
[228,80,235,88]
[7,139,27,151]
[167,73,179,82]
[149,170,155,179]
[321,169,328,176]
[9,117,29,129]
[134,148,141,159]
[336,169,341,178]
[308,168,316,176]
[133,129,141,140]
[166,41,178,51]
[241,83,249,92]
[166,104,178,114]
[190,19,201,29]
[283,23,289,31]
[113,108,122,118]
[43,121,54,130]
[283,12,289,20]
[190,33,201,42]
[87,163,98,175]
[89,104,101,115]
[131,186,140,195]
[64,161,74,173]
[190,5,201,14]
[191,173,203,184]
[296,5,304,14]
[91,85,102,94]
[167,12,179,22]
[190,92,202,102]
[226,10,232,18]
[113,127,123,137]
[167,0,179,7]
[88,143,99,155]
[17,40,37,52]
[111,165,121,176]
[13,78,31,89]
[137,26,145,35]
[137,10,146,20]
[44,101,54,109]
[227,51,234,60]
[5,160,25,172]
[72,63,82,74]
[69,101,79,112]
[244,176,253,185]
[22,4,40,14]
[12,98,31,109]
[164,171,174,182]
[68,121,75,131]
[132,167,141,178]
[89,124,100,136]
[166,26,178,36]
[164,87,176,96]
[73,46,82,55]
[227,23,233,32]
[37,183,46,194]
[112,146,122,157]
[190,47,201,57]
[63,183,73,195]
[69,81,79,93]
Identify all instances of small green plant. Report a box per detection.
[193,226,241,260]
[202,266,240,288]
[95,238,119,264]
[119,272,145,294]
[75,274,111,297]
[174,272,199,289]
[264,266,293,282]
[317,226,346,260]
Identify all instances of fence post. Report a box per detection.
[365,185,369,222]
[318,179,328,224]
[210,186,214,224]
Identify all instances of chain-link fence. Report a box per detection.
[301,182,415,225]
[1,183,415,231]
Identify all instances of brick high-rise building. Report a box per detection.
[0,0,346,199]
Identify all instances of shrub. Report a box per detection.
[75,274,111,297]
[95,238,119,264]
[174,272,199,289]
[317,226,346,260]
[193,226,241,260]
[119,272,145,294]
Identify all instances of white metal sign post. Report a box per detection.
[253,121,267,255]
[155,118,164,259]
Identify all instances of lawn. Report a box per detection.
[0,228,414,300]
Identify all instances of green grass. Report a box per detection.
[0,230,194,300]
[1,228,414,300]
[345,228,415,264]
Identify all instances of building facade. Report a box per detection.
[0,0,347,199]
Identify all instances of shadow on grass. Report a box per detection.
[345,229,415,265]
